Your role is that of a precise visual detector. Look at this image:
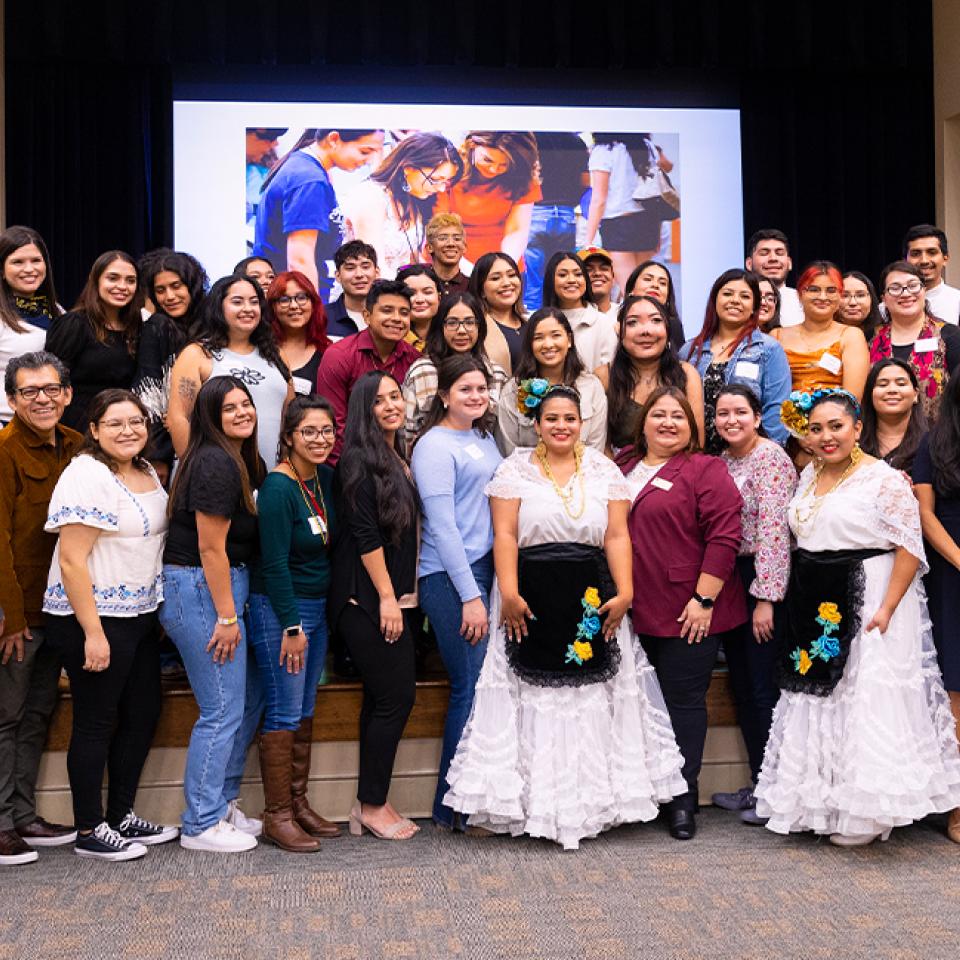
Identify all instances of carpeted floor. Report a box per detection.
[2,809,959,960]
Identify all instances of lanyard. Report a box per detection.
[287,460,328,542]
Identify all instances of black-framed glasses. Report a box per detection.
[885,280,923,297]
[275,293,310,307]
[16,383,65,401]
[443,318,479,331]
[295,426,336,441]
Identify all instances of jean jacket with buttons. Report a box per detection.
[679,329,791,445]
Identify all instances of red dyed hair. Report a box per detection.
[266,271,330,352]
[796,260,843,296]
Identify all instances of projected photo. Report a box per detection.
[246,127,681,304]
[175,101,741,325]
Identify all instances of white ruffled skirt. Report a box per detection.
[443,586,687,850]
[755,554,960,837]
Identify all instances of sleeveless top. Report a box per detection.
[609,396,643,451]
[783,338,844,393]
[209,347,288,468]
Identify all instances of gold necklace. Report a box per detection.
[536,443,586,520]
[793,456,859,535]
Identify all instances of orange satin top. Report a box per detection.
[783,338,844,393]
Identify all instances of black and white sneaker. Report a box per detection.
[74,822,147,861]
[113,811,180,846]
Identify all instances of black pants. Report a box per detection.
[724,556,781,783]
[46,612,161,830]
[640,632,722,810]
[337,604,416,806]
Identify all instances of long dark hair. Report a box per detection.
[632,385,701,456]
[260,128,383,192]
[593,132,656,179]
[842,270,883,343]
[78,389,152,473]
[192,275,289,378]
[417,354,495,442]
[277,394,336,463]
[512,307,584,385]
[541,251,593,308]
[467,252,525,326]
[0,226,58,333]
[930,370,960,496]
[370,133,463,229]
[459,131,539,201]
[169,376,264,517]
[72,251,144,355]
[138,248,209,356]
[607,295,687,440]
[686,268,761,364]
[339,371,419,545]
[860,359,927,472]
[423,292,490,363]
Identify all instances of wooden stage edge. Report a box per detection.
[45,670,738,753]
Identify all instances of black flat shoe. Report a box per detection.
[668,808,697,840]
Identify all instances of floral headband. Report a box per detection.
[780,387,861,438]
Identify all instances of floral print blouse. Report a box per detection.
[721,439,797,601]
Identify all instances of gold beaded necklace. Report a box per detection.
[793,454,859,536]
[536,442,586,520]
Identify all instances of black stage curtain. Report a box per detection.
[5,1,934,305]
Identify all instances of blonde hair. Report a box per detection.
[426,213,465,242]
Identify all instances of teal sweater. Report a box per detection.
[250,466,336,628]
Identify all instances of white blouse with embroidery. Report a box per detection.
[43,454,168,617]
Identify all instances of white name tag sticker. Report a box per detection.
[292,376,313,395]
[651,477,673,491]
[818,351,842,374]
[307,516,327,537]
[914,337,938,353]
[734,360,760,379]
[463,443,485,460]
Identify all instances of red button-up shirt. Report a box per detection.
[315,329,420,464]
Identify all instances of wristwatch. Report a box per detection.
[284,624,303,638]
[692,592,715,610]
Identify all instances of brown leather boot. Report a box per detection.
[259,730,320,853]
[292,718,341,837]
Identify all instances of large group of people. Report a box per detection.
[2,187,960,867]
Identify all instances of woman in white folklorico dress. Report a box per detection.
[444,384,685,850]
[755,387,960,845]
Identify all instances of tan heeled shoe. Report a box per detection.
[348,803,418,841]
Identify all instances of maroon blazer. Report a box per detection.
[622,452,747,637]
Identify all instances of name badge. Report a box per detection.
[307,516,327,537]
[734,360,760,380]
[818,351,842,374]
[914,337,938,353]
[463,443,485,460]
[292,376,313,396]
[651,477,673,491]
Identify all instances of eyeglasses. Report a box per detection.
[760,294,777,305]
[803,286,840,297]
[418,167,455,190]
[841,291,870,300]
[443,319,479,331]
[275,293,310,307]
[99,417,147,431]
[15,383,65,401]
[295,426,336,441]
[432,233,464,244]
[885,280,923,297]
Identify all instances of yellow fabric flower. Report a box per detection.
[573,640,594,662]
[817,602,841,624]
[797,649,812,675]
[583,587,601,609]
[780,400,809,437]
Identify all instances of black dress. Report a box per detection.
[45,310,138,432]
[912,435,960,691]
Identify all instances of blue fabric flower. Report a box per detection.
[524,394,540,409]
[530,377,549,395]
[582,615,601,637]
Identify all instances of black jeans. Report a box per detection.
[46,612,162,830]
[639,631,722,810]
[337,604,416,806]
[724,556,781,783]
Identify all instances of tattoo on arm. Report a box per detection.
[178,377,199,415]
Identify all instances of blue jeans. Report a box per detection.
[419,552,493,827]
[523,205,577,312]
[158,564,258,836]
[247,593,329,732]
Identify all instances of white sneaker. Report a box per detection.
[180,819,257,853]
[225,799,263,837]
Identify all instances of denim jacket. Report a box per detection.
[679,329,791,445]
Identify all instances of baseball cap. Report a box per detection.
[576,246,613,265]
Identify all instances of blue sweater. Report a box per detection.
[411,427,502,600]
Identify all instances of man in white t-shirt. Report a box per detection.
[577,246,621,324]
[903,223,960,324]
[325,241,379,340]
[745,228,803,327]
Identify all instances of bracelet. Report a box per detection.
[217,614,238,626]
